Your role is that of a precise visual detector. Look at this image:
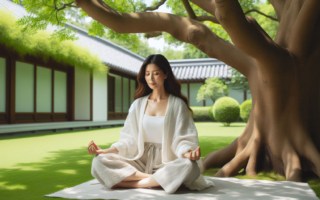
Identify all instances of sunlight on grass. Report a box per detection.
[0,122,319,199]
[0,182,26,190]
[76,160,90,165]
[20,166,42,171]
[0,127,121,169]
[56,170,77,175]
[195,122,247,137]
[55,185,67,189]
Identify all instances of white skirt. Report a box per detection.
[91,142,200,193]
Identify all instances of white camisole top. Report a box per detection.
[143,114,164,143]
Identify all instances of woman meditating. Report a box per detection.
[87,54,214,194]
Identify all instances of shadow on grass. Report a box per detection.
[0,127,110,141]
[1,136,236,200]
[0,142,115,200]
[1,135,319,199]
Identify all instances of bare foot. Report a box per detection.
[111,177,161,189]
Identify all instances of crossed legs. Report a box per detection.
[111,171,161,189]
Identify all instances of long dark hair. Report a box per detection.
[134,54,193,115]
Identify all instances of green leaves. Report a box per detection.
[12,0,277,60]
[224,68,249,92]
[246,3,278,40]
[0,10,107,73]
[14,0,77,41]
[88,21,105,37]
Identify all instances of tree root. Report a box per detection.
[203,128,320,182]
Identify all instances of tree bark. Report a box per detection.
[74,0,320,182]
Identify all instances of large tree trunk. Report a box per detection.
[203,56,320,181]
[201,0,320,181]
[74,0,320,182]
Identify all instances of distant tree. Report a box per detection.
[197,77,229,103]
[224,69,249,93]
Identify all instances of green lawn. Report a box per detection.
[0,122,319,199]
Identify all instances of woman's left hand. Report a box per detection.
[183,146,201,161]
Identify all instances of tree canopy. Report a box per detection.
[13,0,278,60]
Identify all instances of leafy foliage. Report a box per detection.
[0,10,107,72]
[240,99,252,123]
[191,106,213,122]
[224,69,250,92]
[208,105,214,120]
[197,77,229,103]
[13,0,278,56]
[213,97,240,126]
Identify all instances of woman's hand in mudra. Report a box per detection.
[183,146,201,161]
[87,144,119,155]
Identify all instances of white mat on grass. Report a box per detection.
[45,177,318,200]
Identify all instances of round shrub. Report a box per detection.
[208,105,214,120]
[240,99,252,123]
[212,97,240,126]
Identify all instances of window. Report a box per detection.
[108,73,136,120]
[13,61,70,123]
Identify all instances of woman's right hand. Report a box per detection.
[87,143,101,155]
[87,144,119,155]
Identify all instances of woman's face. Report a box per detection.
[145,63,167,89]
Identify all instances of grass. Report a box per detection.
[0,122,319,199]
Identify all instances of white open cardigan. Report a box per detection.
[111,93,215,190]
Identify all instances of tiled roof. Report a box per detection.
[169,58,231,80]
[0,0,144,75]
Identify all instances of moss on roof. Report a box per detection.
[0,9,108,73]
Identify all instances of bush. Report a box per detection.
[191,106,214,122]
[212,97,240,126]
[208,105,214,120]
[240,99,252,123]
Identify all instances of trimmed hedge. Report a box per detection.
[213,97,240,126]
[240,99,252,123]
[191,106,214,122]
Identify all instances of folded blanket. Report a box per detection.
[45,177,318,200]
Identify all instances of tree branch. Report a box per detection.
[182,0,197,19]
[144,31,162,38]
[197,16,219,24]
[289,0,320,58]
[53,0,77,25]
[182,0,220,24]
[74,0,253,76]
[268,0,286,21]
[190,0,217,18]
[211,0,283,64]
[244,9,278,21]
[142,0,167,12]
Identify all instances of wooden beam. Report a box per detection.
[10,57,16,124]
[34,64,37,122]
[52,68,55,121]
[6,56,9,124]
[90,69,93,121]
